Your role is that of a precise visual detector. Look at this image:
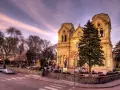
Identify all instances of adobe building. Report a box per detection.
[57,13,113,71]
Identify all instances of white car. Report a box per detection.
[75,67,87,73]
[0,67,4,72]
[2,69,15,74]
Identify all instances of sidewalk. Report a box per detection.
[28,74,120,88]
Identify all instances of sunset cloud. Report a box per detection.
[11,0,58,32]
[0,0,120,45]
[0,13,53,36]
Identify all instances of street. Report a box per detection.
[0,73,75,90]
[0,73,120,90]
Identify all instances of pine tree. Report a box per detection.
[78,20,104,73]
[113,41,120,68]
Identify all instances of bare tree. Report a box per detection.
[0,31,4,59]
[6,27,22,56]
[26,35,43,66]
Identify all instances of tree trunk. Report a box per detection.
[116,61,119,68]
[88,59,92,73]
[89,66,92,73]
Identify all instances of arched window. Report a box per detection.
[64,35,67,42]
[61,35,64,42]
[97,23,100,27]
[100,29,104,37]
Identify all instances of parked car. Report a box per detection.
[0,67,3,72]
[75,67,87,73]
[27,66,40,70]
[2,69,16,74]
[53,69,62,73]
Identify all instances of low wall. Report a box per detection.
[9,67,41,75]
[48,73,120,84]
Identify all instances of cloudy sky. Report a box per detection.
[0,0,120,46]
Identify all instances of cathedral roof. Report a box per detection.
[71,24,83,38]
[62,22,74,30]
[76,24,82,30]
[92,13,111,27]
[58,22,75,33]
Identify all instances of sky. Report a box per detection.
[0,0,120,47]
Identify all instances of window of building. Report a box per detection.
[64,35,67,42]
[59,56,61,64]
[61,35,64,42]
[100,29,104,37]
[97,23,100,27]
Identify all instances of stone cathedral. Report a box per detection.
[57,13,113,71]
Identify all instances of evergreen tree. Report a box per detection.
[78,20,104,73]
[113,41,120,68]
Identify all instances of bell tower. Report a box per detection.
[92,13,113,70]
[57,23,75,68]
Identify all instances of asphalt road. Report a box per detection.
[0,73,120,90]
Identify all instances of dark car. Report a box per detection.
[0,67,3,72]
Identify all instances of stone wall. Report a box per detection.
[48,73,120,84]
[9,67,41,75]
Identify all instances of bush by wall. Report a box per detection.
[9,67,41,75]
[47,72,120,84]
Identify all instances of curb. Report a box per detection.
[30,75,120,89]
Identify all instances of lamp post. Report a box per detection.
[74,54,75,87]
[73,52,78,88]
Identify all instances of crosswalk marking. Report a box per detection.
[38,83,67,90]
[39,88,46,90]
[49,85,62,89]
[53,84,66,87]
[44,86,58,90]
[1,76,27,81]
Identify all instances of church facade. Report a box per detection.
[57,13,113,70]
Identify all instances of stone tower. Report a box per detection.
[92,13,113,70]
[57,23,75,68]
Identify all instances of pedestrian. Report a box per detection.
[42,67,46,77]
[3,64,6,69]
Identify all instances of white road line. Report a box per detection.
[49,85,62,89]
[44,86,58,90]
[16,77,27,79]
[32,75,41,77]
[53,84,66,87]
[25,75,31,77]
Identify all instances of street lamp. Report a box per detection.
[74,54,76,87]
[73,52,79,88]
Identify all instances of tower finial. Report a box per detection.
[78,23,80,27]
